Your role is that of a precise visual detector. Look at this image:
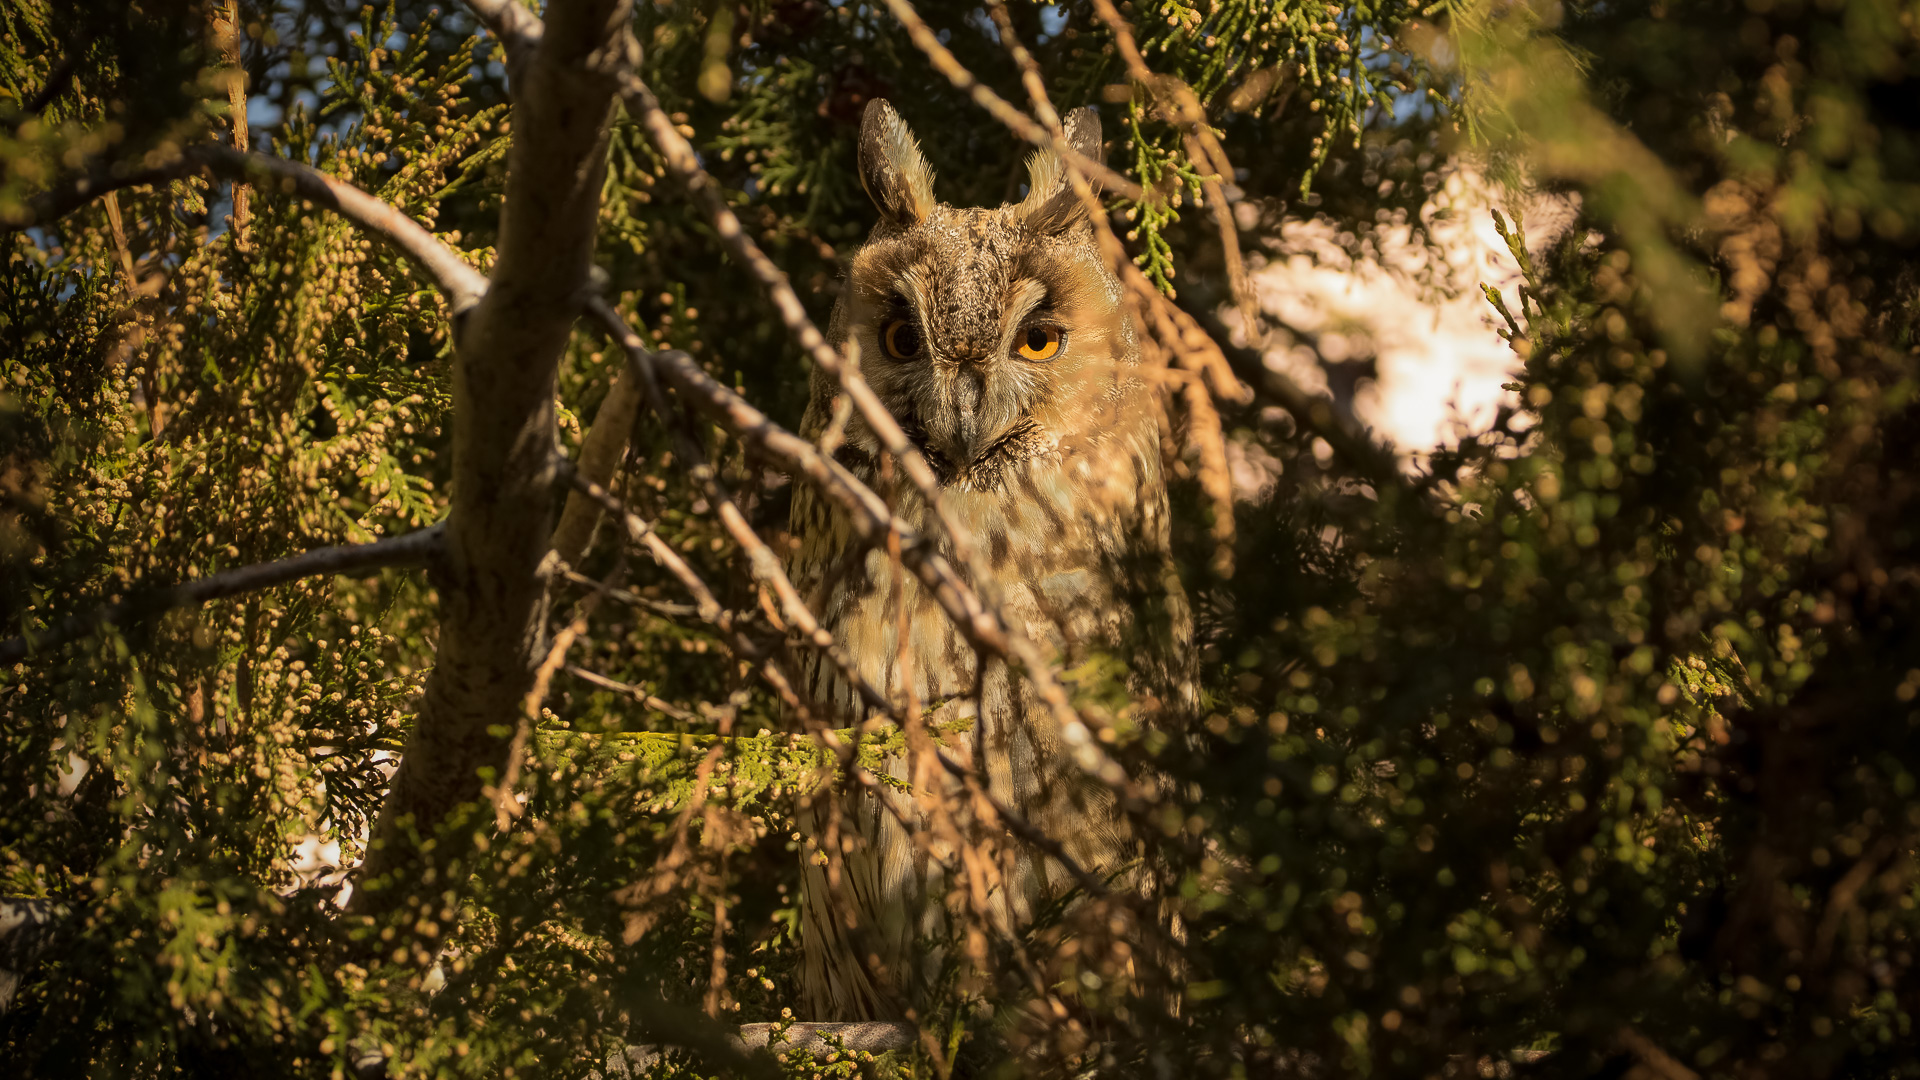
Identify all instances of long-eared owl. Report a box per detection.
[787,99,1195,1021]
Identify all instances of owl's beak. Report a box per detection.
[944,368,987,463]
[931,363,1022,470]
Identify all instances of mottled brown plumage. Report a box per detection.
[788,100,1194,1021]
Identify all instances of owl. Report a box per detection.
[786,99,1195,1022]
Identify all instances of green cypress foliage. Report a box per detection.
[2,0,1918,1077]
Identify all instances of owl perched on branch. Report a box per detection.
[787,99,1195,1022]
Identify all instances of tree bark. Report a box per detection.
[354,0,633,916]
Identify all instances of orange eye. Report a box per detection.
[883,319,922,359]
[1017,325,1063,361]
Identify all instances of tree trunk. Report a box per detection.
[353,0,634,918]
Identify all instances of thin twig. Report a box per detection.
[558,463,729,626]
[495,559,626,829]
[1615,1028,1702,1080]
[559,567,696,618]
[0,524,445,665]
[558,463,818,726]
[563,664,698,724]
[877,0,1144,202]
[1084,0,1260,333]
[932,748,1110,899]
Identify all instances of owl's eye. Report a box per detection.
[883,319,922,359]
[1017,325,1064,361]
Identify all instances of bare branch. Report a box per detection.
[0,525,445,666]
[563,664,698,724]
[587,299,899,715]
[876,0,1145,203]
[560,466,834,748]
[494,558,625,829]
[1615,1028,1702,1080]
[559,462,831,724]
[1082,0,1259,328]
[558,567,696,619]
[10,156,191,229]
[10,145,488,313]
[930,747,1112,899]
[211,147,489,311]
[560,462,729,626]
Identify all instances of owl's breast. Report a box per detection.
[787,408,1187,720]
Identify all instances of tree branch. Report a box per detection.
[557,566,696,619]
[876,0,1145,203]
[563,664,698,724]
[586,300,901,711]
[0,526,445,666]
[10,145,488,313]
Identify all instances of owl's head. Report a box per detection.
[832,99,1139,490]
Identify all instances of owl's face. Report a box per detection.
[832,101,1139,492]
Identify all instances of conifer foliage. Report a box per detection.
[1,0,1918,1078]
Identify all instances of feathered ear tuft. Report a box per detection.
[858,99,936,227]
[1016,106,1104,234]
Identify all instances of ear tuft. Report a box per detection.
[858,99,936,227]
[1016,106,1104,234]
